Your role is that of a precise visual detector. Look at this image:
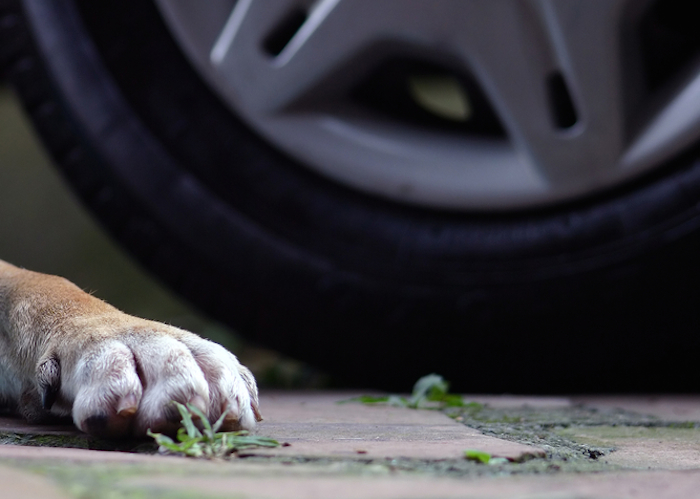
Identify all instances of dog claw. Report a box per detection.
[116,393,139,417]
[188,394,208,415]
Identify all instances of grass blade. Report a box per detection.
[175,402,202,439]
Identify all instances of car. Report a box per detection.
[2,0,700,392]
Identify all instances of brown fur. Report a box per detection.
[0,259,260,438]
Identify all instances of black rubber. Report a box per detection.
[4,0,700,391]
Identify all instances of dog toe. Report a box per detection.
[175,335,260,431]
[67,340,143,438]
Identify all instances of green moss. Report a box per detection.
[0,432,86,448]
[0,430,155,453]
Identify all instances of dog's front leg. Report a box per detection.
[0,259,261,437]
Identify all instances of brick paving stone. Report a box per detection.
[248,392,544,460]
[0,444,176,463]
[0,463,69,499]
[130,468,700,499]
[0,392,544,462]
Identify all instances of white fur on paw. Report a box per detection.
[176,335,260,431]
[124,334,210,435]
[66,340,143,436]
[57,323,260,438]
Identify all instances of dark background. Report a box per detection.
[0,83,324,388]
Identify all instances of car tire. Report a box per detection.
[3,0,700,391]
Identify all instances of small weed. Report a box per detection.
[147,402,279,459]
[464,449,510,465]
[343,374,480,410]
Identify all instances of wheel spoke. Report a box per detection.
[623,64,700,171]
[447,0,630,189]
[210,0,398,114]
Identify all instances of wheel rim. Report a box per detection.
[155,0,700,210]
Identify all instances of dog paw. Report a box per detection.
[39,318,261,438]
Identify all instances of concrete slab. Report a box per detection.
[559,425,700,470]
[464,395,572,409]
[575,396,700,422]
[249,392,544,460]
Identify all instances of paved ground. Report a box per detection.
[3,392,700,498]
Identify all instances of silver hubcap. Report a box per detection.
[155,0,700,210]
